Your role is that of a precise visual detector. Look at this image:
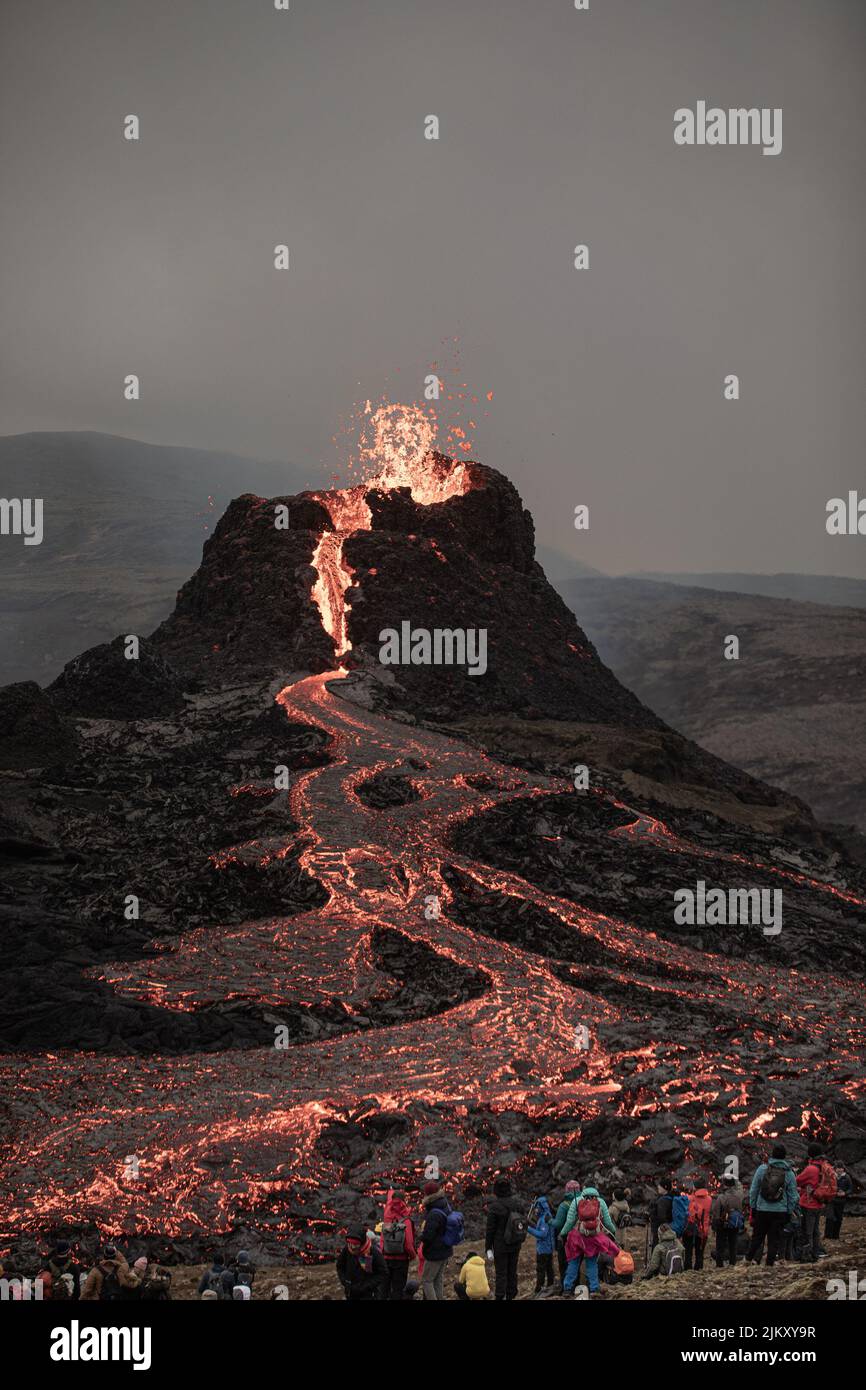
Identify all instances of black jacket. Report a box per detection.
[485,1195,524,1254]
[336,1244,387,1299]
[420,1195,452,1262]
[654,1193,674,1227]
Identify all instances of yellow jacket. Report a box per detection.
[459,1255,490,1299]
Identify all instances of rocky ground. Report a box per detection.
[1,453,863,1273]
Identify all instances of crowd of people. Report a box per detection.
[334,1143,853,1301]
[1,1143,852,1301]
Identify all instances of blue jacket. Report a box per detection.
[749,1159,798,1214]
[528,1197,556,1255]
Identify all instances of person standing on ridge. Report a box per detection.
[747,1144,798,1266]
[419,1180,453,1300]
[380,1188,417,1300]
[485,1177,528,1301]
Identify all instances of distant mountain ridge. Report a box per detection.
[628,570,866,609]
[559,574,866,830]
[0,431,316,684]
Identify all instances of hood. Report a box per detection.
[768,1158,791,1169]
[580,1187,601,1199]
[465,1254,484,1266]
[384,1193,410,1219]
[658,1224,677,1242]
[424,1191,449,1211]
[693,1188,709,1198]
[535,1196,552,1215]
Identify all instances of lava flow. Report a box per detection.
[1,417,864,1255]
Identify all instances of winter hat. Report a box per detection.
[53,1241,71,1257]
[133,1257,148,1274]
[565,1180,580,1192]
[201,1289,218,1300]
[232,1284,251,1300]
[346,1223,367,1243]
[493,1178,512,1198]
[236,1250,251,1265]
[423,1181,440,1196]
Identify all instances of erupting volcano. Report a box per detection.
[1,423,865,1261]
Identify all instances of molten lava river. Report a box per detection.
[2,443,864,1254]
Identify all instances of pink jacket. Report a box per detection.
[565,1228,619,1262]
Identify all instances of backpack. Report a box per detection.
[662,1246,684,1276]
[99,1265,121,1301]
[725,1207,744,1231]
[813,1161,838,1204]
[670,1193,690,1235]
[442,1210,465,1248]
[141,1268,171,1300]
[382,1219,408,1257]
[577,1196,601,1235]
[616,1211,632,1230]
[759,1165,786,1203]
[53,1272,75,1301]
[205,1269,225,1297]
[233,1265,254,1289]
[503,1208,528,1247]
[613,1249,634,1277]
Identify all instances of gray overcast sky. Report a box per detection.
[1,0,864,577]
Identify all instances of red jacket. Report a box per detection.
[688,1190,712,1239]
[382,1191,416,1260]
[796,1163,823,1211]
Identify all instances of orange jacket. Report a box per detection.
[688,1190,712,1240]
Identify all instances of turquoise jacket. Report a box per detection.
[561,1187,617,1239]
[749,1159,798,1214]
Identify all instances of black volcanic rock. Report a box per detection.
[3,449,864,1264]
[150,493,334,683]
[147,458,660,730]
[49,635,187,720]
[0,681,79,768]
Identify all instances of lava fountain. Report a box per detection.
[310,402,474,659]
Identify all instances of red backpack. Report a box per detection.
[814,1161,838,1203]
[577,1196,601,1234]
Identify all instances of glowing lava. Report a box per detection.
[311,532,353,658]
[309,406,474,659]
[360,403,471,505]
[1,417,863,1254]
